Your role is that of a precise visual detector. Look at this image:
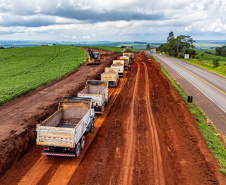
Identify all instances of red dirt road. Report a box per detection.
[0,51,225,184]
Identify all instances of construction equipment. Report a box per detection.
[87,47,100,65]
[36,97,95,157]
[119,56,129,70]
[78,80,108,114]
[101,68,119,87]
[111,60,124,77]
[123,53,134,62]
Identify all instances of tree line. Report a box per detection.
[157,31,197,58]
[215,46,226,57]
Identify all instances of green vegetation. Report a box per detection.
[157,31,196,58]
[188,50,226,76]
[213,57,220,67]
[0,45,87,105]
[146,44,151,50]
[81,45,138,53]
[216,45,226,57]
[196,49,226,65]
[194,42,225,50]
[152,56,226,175]
[83,46,126,53]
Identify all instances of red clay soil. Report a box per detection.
[0,48,121,178]
[0,51,225,185]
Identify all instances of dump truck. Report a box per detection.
[87,47,100,65]
[36,97,95,157]
[123,52,134,62]
[119,56,129,70]
[78,80,108,114]
[111,60,124,77]
[101,68,119,87]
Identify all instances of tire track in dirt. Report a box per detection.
[132,58,154,184]
[143,62,165,184]
[119,62,140,184]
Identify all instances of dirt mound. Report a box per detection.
[125,49,135,53]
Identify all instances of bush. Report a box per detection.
[177,53,184,58]
[201,53,204,57]
[205,51,213,54]
[212,57,220,67]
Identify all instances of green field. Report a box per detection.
[194,42,226,50]
[83,46,127,53]
[80,45,140,52]
[196,49,226,65]
[187,49,226,76]
[0,45,87,105]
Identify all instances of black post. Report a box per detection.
[188,96,193,103]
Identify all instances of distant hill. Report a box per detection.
[0,40,225,50]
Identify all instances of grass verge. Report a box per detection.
[152,55,226,175]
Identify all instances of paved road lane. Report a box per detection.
[150,52,226,136]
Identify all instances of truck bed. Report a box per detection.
[81,83,107,94]
[57,123,77,128]
[56,118,81,128]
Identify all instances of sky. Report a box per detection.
[0,0,225,42]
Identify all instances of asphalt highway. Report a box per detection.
[150,52,226,136]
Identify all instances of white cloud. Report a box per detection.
[0,0,225,41]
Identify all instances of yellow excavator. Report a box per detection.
[87,48,101,65]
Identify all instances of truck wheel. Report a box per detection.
[75,143,81,157]
[80,135,85,150]
[90,122,94,133]
[101,104,105,115]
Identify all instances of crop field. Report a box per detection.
[0,45,87,105]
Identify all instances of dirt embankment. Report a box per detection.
[0,49,121,178]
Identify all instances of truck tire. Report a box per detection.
[75,143,81,157]
[80,135,85,150]
[90,122,94,133]
[101,104,105,115]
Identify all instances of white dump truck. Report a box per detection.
[78,80,108,114]
[36,97,95,157]
[119,56,129,70]
[123,52,134,62]
[101,68,119,87]
[111,60,124,77]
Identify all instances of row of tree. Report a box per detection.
[157,31,197,58]
[215,46,226,57]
